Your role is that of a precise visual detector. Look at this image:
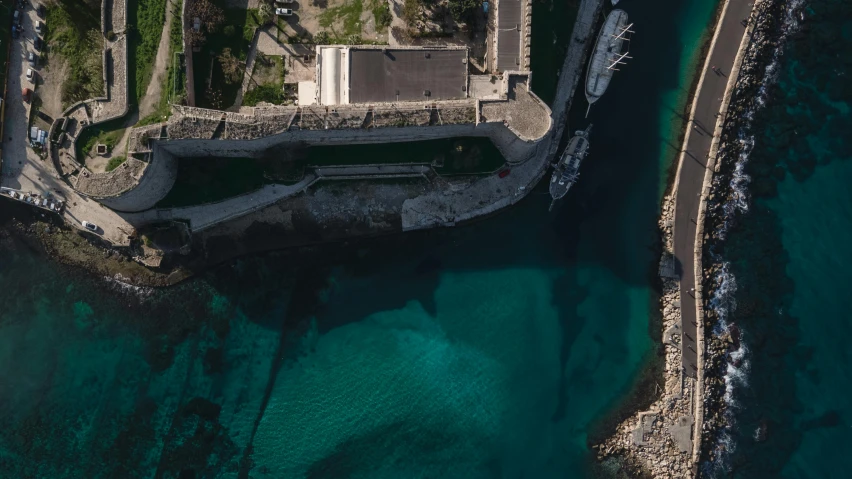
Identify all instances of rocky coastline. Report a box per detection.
[700,0,803,470]
[592,194,697,478]
[591,0,802,477]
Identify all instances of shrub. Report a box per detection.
[106,155,127,171]
[402,0,420,24]
[373,2,392,30]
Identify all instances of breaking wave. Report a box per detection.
[104,274,154,299]
[703,0,807,474]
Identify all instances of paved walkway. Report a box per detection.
[675,0,755,376]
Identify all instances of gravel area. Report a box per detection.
[75,158,146,197]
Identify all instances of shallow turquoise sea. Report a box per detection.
[708,2,852,476]
[0,0,720,476]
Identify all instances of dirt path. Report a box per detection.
[105,0,174,164]
[39,55,68,119]
[138,0,175,118]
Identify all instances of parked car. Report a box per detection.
[275,7,293,15]
[37,4,45,18]
[26,68,34,81]
[35,21,43,33]
[11,25,19,39]
[28,51,36,66]
[82,221,98,232]
[34,37,42,51]
[22,88,31,102]
[275,0,294,4]
[13,10,19,23]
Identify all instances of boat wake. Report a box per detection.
[703,0,806,474]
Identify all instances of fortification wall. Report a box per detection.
[159,122,486,158]
[98,146,179,212]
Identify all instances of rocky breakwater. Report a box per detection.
[594,194,698,478]
[699,0,799,468]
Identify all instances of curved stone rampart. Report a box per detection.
[96,146,178,212]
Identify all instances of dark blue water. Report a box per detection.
[0,0,721,476]
[705,1,852,476]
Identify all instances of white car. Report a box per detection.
[82,221,98,232]
[275,8,293,15]
[35,21,43,33]
[275,0,294,3]
[26,68,34,81]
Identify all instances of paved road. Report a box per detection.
[675,0,755,377]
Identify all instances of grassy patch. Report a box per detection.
[76,117,127,161]
[244,55,295,106]
[319,0,364,37]
[131,0,167,102]
[105,155,127,171]
[243,83,284,106]
[156,0,186,115]
[45,0,104,107]
[243,9,263,43]
[371,0,392,32]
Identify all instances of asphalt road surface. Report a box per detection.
[675,0,755,377]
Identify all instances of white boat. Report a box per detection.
[585,9,632,115]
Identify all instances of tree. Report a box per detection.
[218,48,243,84]
[258,2,274,26]
[313,31,331,45]
[189,0,225,33]
[448,0,478,22]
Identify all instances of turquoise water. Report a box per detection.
[0,0,720,476]
[708,2,852,476]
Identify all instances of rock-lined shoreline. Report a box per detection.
[700,0,801,469]
[593,0,799,476]
[593,195,697,478]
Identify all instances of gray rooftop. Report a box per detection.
[497,0,522,71]
[348,49,468,103]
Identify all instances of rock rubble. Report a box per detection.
[594,195,697,478]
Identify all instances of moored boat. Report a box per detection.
[549,125,592,210]
[585,9,632,115]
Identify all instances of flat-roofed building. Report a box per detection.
[315,46,469,106]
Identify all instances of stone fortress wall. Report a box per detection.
[45,0,553,218]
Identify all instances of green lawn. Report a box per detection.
[75,116,127,163]
[105,155,127,171]
[130,0,167,102]
[319,0,364,38]
[139,0,184,124]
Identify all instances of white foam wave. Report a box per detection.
[703,2,807,474]
[103,273,154,298]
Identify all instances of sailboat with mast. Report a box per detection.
[585,9,633,116]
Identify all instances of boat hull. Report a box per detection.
[549,126,592,200]
[585,9,630,106]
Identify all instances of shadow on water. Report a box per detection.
[0,0,728,475]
